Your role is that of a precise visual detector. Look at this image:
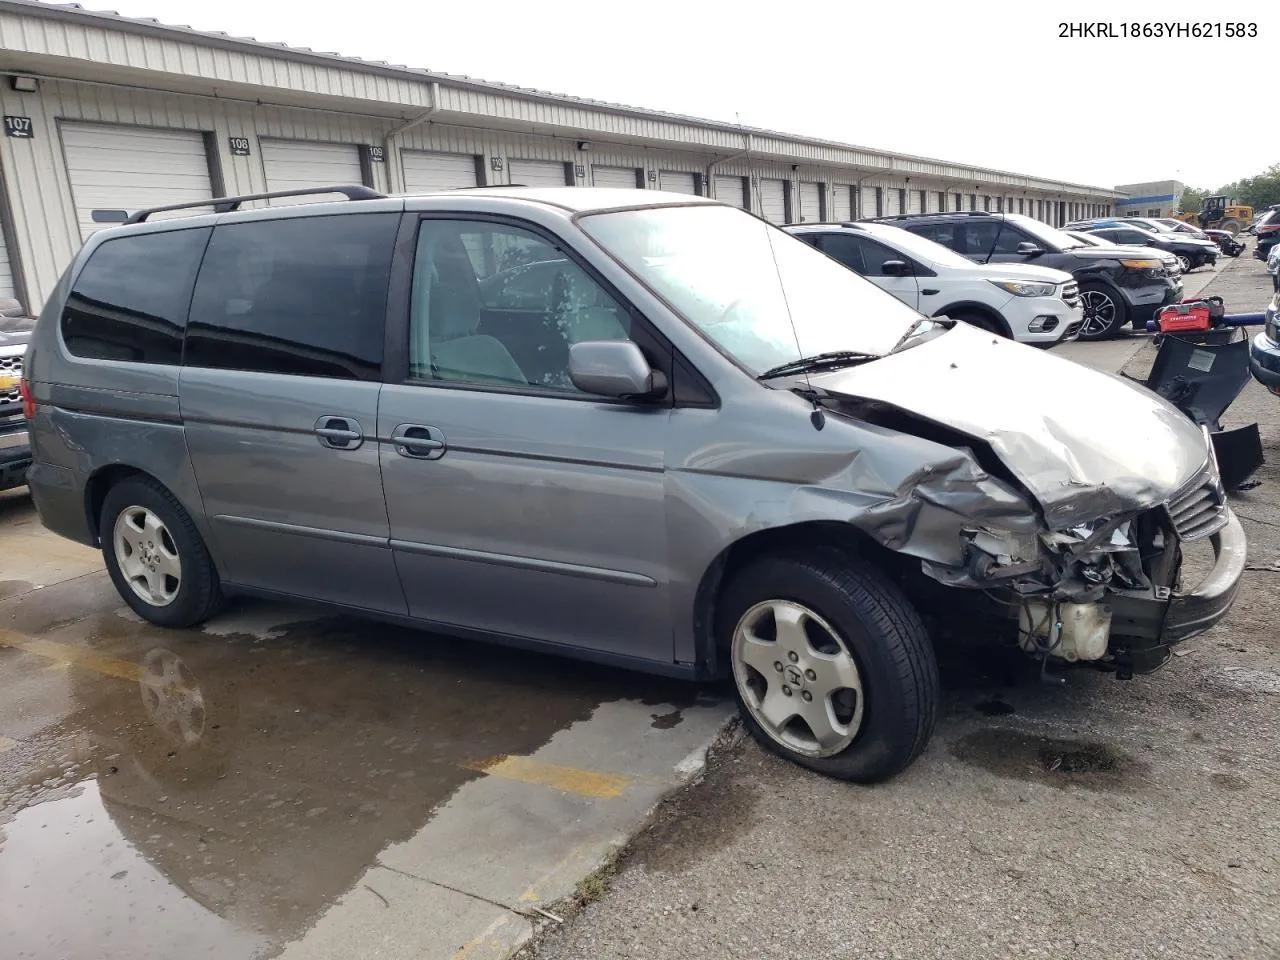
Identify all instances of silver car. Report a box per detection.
[23,186,1246,783]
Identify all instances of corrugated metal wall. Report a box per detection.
[0,71,1117,310]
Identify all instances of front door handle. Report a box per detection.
[314,415,364,450]
[391,423,447,460]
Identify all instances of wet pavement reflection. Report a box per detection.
[0,563,715,959]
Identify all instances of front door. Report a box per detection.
[816,233,920,310]
[179,211,406,614]
[378,215,673,664]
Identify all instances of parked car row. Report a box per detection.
[848,211,1182,341]
[1065,217,1221,274]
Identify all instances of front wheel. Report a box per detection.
[100,476,224,628]
[1077,284,1127,340]
[719,550,939,783]
[1176,254,1193,274]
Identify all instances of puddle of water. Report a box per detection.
[0,780,268,960]
[950,729,1142,791]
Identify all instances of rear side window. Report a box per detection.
[185,213,399,381]
[60,228,211,364]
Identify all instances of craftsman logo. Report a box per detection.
[3,116,33,138]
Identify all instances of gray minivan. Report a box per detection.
[23,186,1246,783]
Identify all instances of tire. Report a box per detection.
[1077,283,1127,340]
[952,311,1007,338]
[1176,254,1192,274]
[100,476,224,628]
[1219,219,1241,236]
[718,549,939,783]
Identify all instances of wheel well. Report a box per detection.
[933,302,1011,338]
[84,465,147,543]
[692,521,910,678]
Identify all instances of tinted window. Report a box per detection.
[992,225,1034,254]
[61,228,210,364]
[409,219,631,392]
[817,234,867,273]
[185,213,398,380]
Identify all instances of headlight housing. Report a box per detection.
[988,279,1058,298]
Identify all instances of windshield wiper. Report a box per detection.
[757,351,878,380]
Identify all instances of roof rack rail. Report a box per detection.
[124,184,385,224]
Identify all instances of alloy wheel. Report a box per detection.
[1177,254,1192,274]
[112,506,182,607]
[1079,289,1118,338]
[731,599,865,758]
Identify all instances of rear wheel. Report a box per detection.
[952,311,1007,338]
[1077,284,1127,340]
[1219,218,1241,236]
[719,550,939,783]
[100,477,224,628]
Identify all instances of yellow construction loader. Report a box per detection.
[1177,195,1254,235]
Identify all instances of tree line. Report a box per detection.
[1179,164,1280,214]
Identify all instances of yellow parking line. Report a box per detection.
[0,629,142,683]
[461,754,632,800]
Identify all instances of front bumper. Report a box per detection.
[1121,275,1182,323]
[1004,295,1085,346]
[1248,331,1280,391]
[1110,510,1247,652]
[0,423,31,491]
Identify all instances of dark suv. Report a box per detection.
[871,212,1183,340]
[1254,208,1280,262]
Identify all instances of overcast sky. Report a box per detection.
[103,0,1273,190]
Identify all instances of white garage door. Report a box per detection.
[261,139,363,206]
[907,190,923,214]
[0,230,14,301]
[402,151,478,194]
[509,159,569,187]
[591,165,640,189]
[860,186,877,218]
[659,171,698,195]
[882,188,900,216]
[797,182,821,223]
[61,123,213,239]
[758,179,786,224]
[713,175,746,208]
[830,184,853,221]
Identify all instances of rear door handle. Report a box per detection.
[314,415,363,450]
[391,423,447,460]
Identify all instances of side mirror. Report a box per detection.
[568,340,668,400]
[1015,241,1044,256]
[880,259,910,277]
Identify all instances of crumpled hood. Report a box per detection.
[810,323,1210,528]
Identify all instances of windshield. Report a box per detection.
[861,223,977,269]
[1007,215,1086,250]
[578,205,922,375]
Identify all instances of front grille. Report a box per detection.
[1061,281,1080,306]
[0,353,20,405]
[1165,468,1229,542]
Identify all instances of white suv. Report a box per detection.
[786,221,1082,345]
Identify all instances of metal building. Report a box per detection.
[1114,180,1185,219]
[0,0,1121,312]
